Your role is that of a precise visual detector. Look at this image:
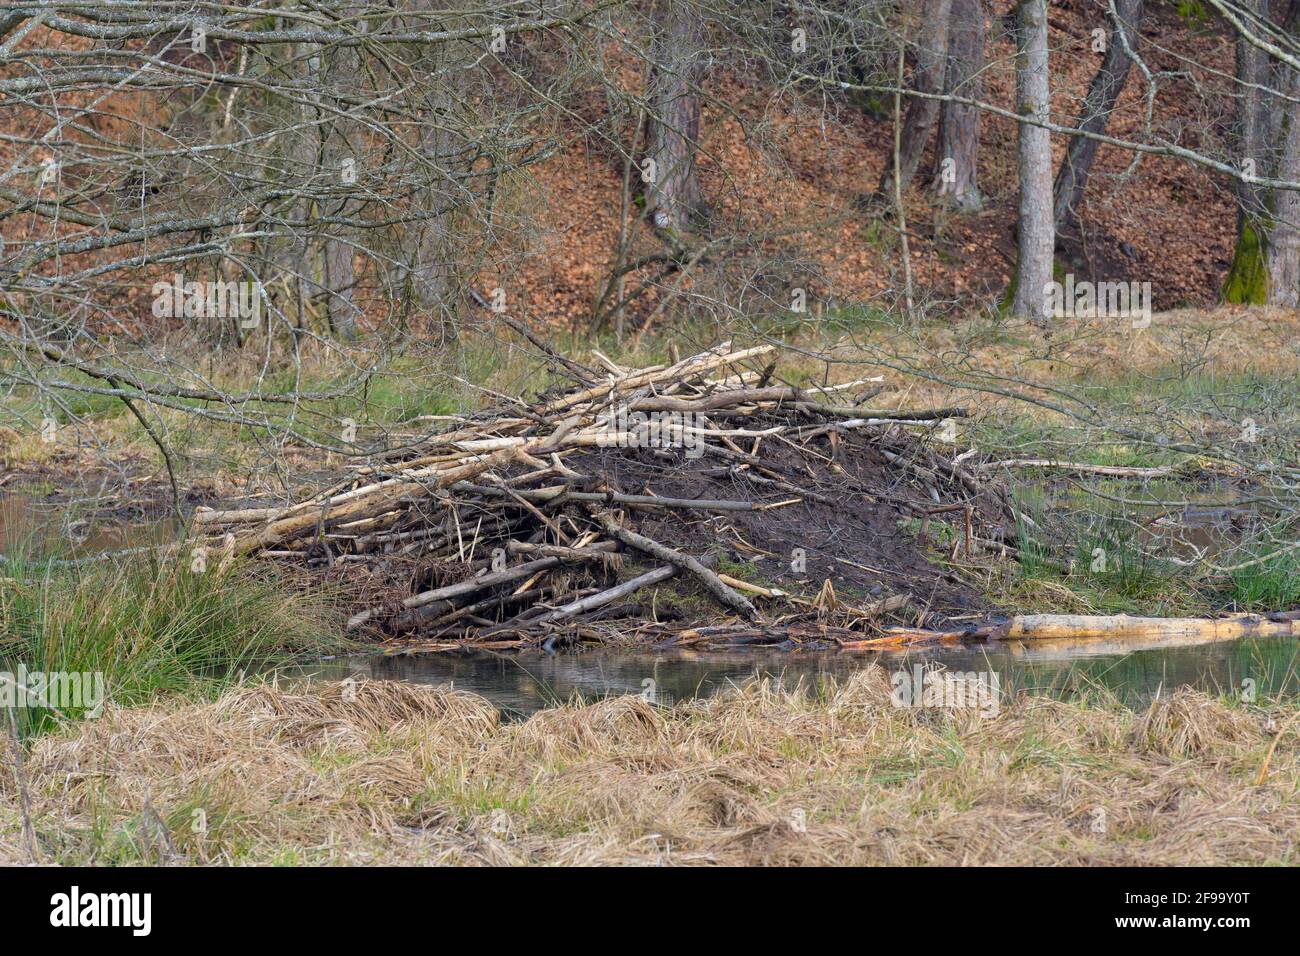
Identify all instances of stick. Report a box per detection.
[591,512,758,620]
[716,573,787,598]
[525,565,677,628]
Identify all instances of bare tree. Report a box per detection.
[1011,0,1054,320]
[880,0,954,196]
[645,0,706,235]
[1266,64,1300,305]
[1052,0,1145,234]
[932,0,985,210]
[322,13,364,340]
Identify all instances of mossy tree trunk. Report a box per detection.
[1222,0,1299,305]
[1223,217,1271,304]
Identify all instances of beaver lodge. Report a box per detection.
[192,342,1300,654]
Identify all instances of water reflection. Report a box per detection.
[293,636,1300,718]
[0,492,172,557]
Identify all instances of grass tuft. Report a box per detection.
[0,552,346,737]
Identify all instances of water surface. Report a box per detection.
[299,636,1300,717]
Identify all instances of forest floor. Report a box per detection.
[501,0,1241,331]
[2,672,1297,865]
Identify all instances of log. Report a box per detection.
[504,540,620,561]
[345,556,564,630]
[346,545,618,631]
[976,459,1176,478]
[234,453,501,556]
[541,343,774,413]
[795,403,968,420]
[629,386,800,412]
[457,483,755,512]
[525,564,677,628]
[1002,613,1300,642]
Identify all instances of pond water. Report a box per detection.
[0,491,174,557]
[296,635,1300,718]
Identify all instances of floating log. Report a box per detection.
[1002,613,1300,643]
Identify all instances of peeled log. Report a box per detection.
[1003,614,1300,643]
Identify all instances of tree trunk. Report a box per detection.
[645,0,705,234]
[1222,0,1273,303]
[411,112,455,313]
[409,81,455,315]
[1224,0,1300,304]
[1052,0,1144,234]
[881,0,953,195]
[931,0,985,211]
[405,2,458,316]
[281,40,318,337]
[1011,0,1054,320]
[322,20,362,339]
[1266,66,1300,305]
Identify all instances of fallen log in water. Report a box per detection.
[1002,613,1300,642]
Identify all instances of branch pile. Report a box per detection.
[193,342,1013,649]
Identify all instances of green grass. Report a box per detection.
[0,551,348,738]
[998,493,1204,614]
[1225,544,1300,611]
[1067,515,1179,607]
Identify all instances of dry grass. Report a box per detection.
[2,670,1297,866]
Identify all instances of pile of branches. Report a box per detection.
[193,341,1002,647]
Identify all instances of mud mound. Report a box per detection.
[565,425,1001,618]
